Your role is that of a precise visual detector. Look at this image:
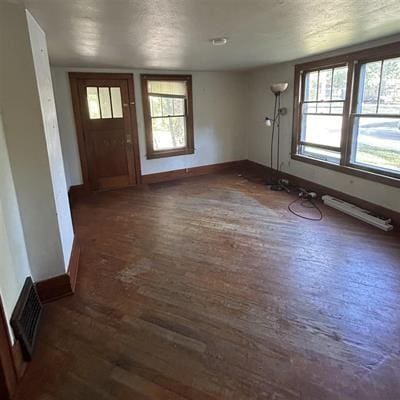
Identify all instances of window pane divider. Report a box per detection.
[329,68,334,113]
[299,141,341,152]
[340,61,354,166]
[376,60,384,113]
[352,113,400,118]
[97,87,102,119]
[148,93,186,99]
[303,99,345,103]
[303,112,344,117]
[150,114,186,119]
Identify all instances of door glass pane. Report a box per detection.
[151,116,186,150]
[110,87,123,118]
[86,87,101,119]
[301,114,343,147]
[99,87,112,118]
[378,57,400,114]
[352,116,400,172]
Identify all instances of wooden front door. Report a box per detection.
[70,73,141,190]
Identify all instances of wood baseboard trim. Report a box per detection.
[68,159,398,229]
[141,160,247,184]
[68,237,80,293]
[11,340,27,380]
[35,274,73,304]
[245,160,400,230]
[35,237,80,303]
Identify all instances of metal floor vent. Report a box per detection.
[11,277,43,361]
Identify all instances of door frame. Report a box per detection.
[0,297,18,400]
[69,72,142,189]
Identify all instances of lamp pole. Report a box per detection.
[265,83,288,191]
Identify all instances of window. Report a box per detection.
[351,57,400,174]
[299,66,348,163]
[86,87,123,119]
[292,43,400,186]
[141,74,194,159]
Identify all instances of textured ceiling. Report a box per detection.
[19,0,400,70]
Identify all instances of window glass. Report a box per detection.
[359,61,381,113]
[110,87,123,118]
[332,66,348,100]
[302,146,341,163]
[301,114,343,148]
[379,57,400,114]
[87,87,101,119]
[151,116,186,151]
[317,68,332,101]
[87,86,123,119]
[149,96,162,117]
[295,49,400,181]
[304,71,318,101]
[352,117,400,172]
[99,87,112,118]
[299,66,348,163]
[352,57,400,174]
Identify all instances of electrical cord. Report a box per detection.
[240,172,324,221]
[288,196,323,221]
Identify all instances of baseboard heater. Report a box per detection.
[322,195,393,232]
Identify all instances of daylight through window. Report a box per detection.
[141,75,194,159]
[293,44,400,184]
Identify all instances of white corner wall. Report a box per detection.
[0,2,73,282]
[246,61,400,213]
[51,67,248,187]
[26,11,74,268]
[0,112,31,341]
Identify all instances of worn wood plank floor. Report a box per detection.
[15,172,400,400]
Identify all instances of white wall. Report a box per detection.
[26,11,74,269]
[51,67,247,187]
[0,112,31,341]
[246,62,400,213]
[0,3,73,281]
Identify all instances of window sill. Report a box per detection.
[291,154,400,188]
[146,147,195,160]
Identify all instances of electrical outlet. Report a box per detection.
[308,192,317,199]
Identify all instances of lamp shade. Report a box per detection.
[270,83,288,94]
[264,117,272,127]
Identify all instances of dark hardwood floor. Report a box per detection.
[15,171,400,400]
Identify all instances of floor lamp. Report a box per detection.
[264,82,288,191]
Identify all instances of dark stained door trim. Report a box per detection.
[69,72,142,190]
[0,297,18,400]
